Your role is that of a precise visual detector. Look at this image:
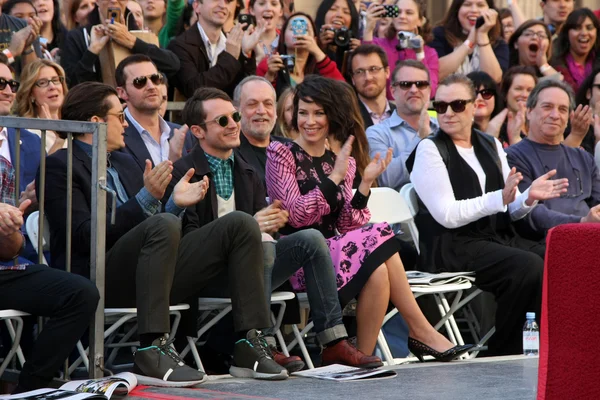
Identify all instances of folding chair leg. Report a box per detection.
[286,321,313,352]
[0,317,24,376]
[185,336,205,372]
[376,330,396,366]
[291,324,314,369]
[5,318,26,367]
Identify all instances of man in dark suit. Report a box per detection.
[166,0,261,98]
[44,82,288,385]
[115,55,192,169]
[166,87,383,373]
[347,44,396,129]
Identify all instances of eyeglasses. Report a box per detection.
[105,111,125,124]
[34,76,65,88]
[432,99,474,114]
[475,89,495,100]
[0,77,20,93]
[131,73,164,89]
[391,81,430,90]
[522,30,548,40]
[202,111,242,127]
[353,66,385,77]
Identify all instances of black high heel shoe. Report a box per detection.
[408,337,475,362]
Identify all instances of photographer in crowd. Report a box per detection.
[362,0,438,100]
[257,12,344,97]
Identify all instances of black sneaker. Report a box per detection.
[133,336,207,387]
[229,329,289,380]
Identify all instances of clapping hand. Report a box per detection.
[362,148,393,185]
[569,105,593,140]
[0,200,31,237]
[329,135,354,184]
[143,160,173,200]
[242,23,265,56]
[169,124,189,162]
[173,170,209,208]
[502,167,522,205]
[526,169,568,205]
[254,200,289,233]
[486,108,508,138]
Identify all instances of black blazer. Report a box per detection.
[43,144,147,277]
[236,133,291,185]
[358,99,396,129]
[165,145,267,236]
[167,24,256,98]
[120,115,194,170]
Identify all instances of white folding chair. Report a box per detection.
[365,187,482,365]
[25,212,191,375]
[400,184,493,359]
[0,310,29,376]
[182,291,296,372]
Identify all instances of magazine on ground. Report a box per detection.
[0,372,136,399]
[293,364,397,381]
[406,271,475,286]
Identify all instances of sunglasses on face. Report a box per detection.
[432,99,474,114]
[131,73,164,89]
[0,77,20,93]
[476,89,495,100]
[35,76,65,88]
[391,80,430,90]
[203,111,242,127]
[105,111,126,124]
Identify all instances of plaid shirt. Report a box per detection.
[205,152,234,200]
[0,155,15,206]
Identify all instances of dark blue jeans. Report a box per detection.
[263,229,347,345]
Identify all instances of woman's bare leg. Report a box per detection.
[385,253,456,352]
[355,264,390,354]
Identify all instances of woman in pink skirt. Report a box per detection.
[265,76,473,360]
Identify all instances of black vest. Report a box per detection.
[407,129,515,272]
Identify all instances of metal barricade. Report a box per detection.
[0,116,108,379]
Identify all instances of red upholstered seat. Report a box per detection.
[538,224,600,400]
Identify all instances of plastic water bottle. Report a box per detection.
[523,312,539,356]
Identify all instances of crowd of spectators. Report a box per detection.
[1,0,600,394]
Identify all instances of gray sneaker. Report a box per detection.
[229,329,289,380]
[133,336,207,387]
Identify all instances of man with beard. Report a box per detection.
[347,44,396,129]
[234,75,289,183]
[366,59,438,191]
[115,55,192,168]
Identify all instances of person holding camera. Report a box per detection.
[315,0,361,72]
[256,12,344,97]
[430,0,507,84]
[362,0,438,100]
[61,0,180,86]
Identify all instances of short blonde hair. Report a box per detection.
[13,59,68,118]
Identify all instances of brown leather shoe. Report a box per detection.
[270,347,305,372]
[321,339,383,369]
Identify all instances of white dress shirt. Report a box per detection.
[0,127,11,164]
[197,22,227,67]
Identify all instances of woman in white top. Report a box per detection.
[13,59,68,155]
[409,74,567,356]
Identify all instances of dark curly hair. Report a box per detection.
[293,76,371,177]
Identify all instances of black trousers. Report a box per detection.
[0,265,99,391]
[104,211,270,334]
[464,237,544,356]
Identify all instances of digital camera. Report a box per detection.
[333,26,352,48]
[397,31,421,49]
[280,55,295,71]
